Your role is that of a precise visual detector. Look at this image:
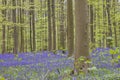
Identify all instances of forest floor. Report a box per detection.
[0,48,120,80]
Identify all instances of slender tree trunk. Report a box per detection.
[51,0,56,50]
[2,0,7,54]
[29,0,36,52]
[74,0,89,74]
[47,0,52,51]
[60,0,65,50]
[103,0,107,48]
[32,1,36,52]
[12,0,19,54]
[89,5,94,43]
[106,0,113,48]
[113,0,117,47]
[7,26,10,52]
[29,0,35,52]
[67,0,74,57]
[89,4,96,50]
[6,7,11,53]
[19,0,25,52]
[97,0,102,47]
[29,0,32,52]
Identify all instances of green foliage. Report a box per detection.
[109,48,119,55]
[103,73,120,80]
[117,55,120,60]
[0,60,4,62]
[109,48,120,64]
[109,49,117,55]
[0,76,5,80]
[0,0,120,52]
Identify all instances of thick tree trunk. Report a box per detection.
[74,0,90,74]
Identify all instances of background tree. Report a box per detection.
[12,0,19,54]
[2,0,7,54]
[19,0,25,52]
[47,0,52,51]
[51,0,56,50]
[59,0,65,50]
[106,0,113,48]
[67,0,74,57]
[29,0,36,52]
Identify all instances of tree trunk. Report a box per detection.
[74,0,90,74]
[47,0,52,51]
[89,5,94,43]
[20,0,25,52]
[103,0,107,48]
[13,0,19,54]
[59,0,65,50]
[113,0,118,47]
[2,0,7,54]
[29,0,36,52]
[29,0,35,52]
[51,0,56,50]
[106,0,113,48]
[67,0,74,57]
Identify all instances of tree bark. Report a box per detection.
[67,0,74,57]
[106,0,113,48]
[74,0,90,74]
[29,0,36,52]
[20,0,25,52]
[51,0,56,50]
[60,0,65,50]
[2,0,7,54]
[13,0,19,54]
[47,0,52,51]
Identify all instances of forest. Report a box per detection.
[0,0,120,80]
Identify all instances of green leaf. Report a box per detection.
[115,48,119,54]
[109,49,115,54]
[78,56,85,61]
[85,60,92,64]
[0,76,5,80]
[117,55,120,60]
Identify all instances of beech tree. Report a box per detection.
[29,0,36,52]
[67,0,74,57]
[13,0,19,54]
[51,0,56,50]
[19,0,25,52]
[59,0,65,50]
[2,0,6,54]
[74,0,90,74]
[47,0,52,51]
